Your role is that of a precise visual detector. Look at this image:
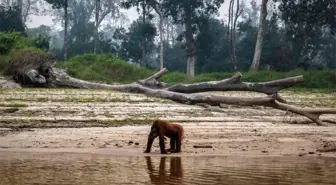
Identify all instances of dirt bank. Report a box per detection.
[0,89,336,157]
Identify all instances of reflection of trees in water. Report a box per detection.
[145,157,183,185]
[1,153,336,185]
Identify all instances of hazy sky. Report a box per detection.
[26,0,262,28]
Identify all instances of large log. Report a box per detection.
[48,67,336,126]
[2,54,335,126]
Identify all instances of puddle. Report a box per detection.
[0,152,335,185]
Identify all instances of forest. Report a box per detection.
[0,0,335,79]
[1,1,336,176]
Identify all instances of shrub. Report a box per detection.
[60,53,153,83]
[1,48,55,80]
[0,32,34,55]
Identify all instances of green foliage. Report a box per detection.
[115,19,157,66]
[0,32,47,75]
[160,72,189,84]
[279,0,335,34]
[195,15,229,73]
[0,103,28,108]
[0,48,52,79]
[0,5,25,33]
[163,42,186,73]
[26,25,51,51]
[162,0,224,24]
[31,34,50,51]
[59,53,335,90]
[0,31,49,59]
[59,54,153,83]
[44,0,68,9]
[0,32,34,55]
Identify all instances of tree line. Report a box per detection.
[0,0,335,77]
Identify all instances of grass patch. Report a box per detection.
[284,88,336,93]
[64,97,125,103]
[0,118,156,128]
[59,54,335,91]
[0,103,28,108]
[57,53,153,84]
[3,96,170,103]
[36,97,49,102]
[98,118,155,127]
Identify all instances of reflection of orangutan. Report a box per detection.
[145,157,183,185]
[144,119,184,154]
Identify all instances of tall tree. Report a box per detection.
[45,0,68,61]
[122,0,154,67]
[94,0,100,53]
[163,0,224,77]
[16,0,23,20]
[230,0,242,72]
[0,4,25,33]
[150,1,164,69]
[227,0,242,72]
[114,19,157,66]
[279,0,336,35]
[250,0,268,71]
[195,15,228,73]
[21,0,46,24]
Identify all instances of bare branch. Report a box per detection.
[137,68,168,88]
[98,0,112,26]
[22,0,31,24]
[166,73,304,95]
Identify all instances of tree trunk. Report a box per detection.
[159,18,164,69]
[250,0,268,71]
[231,0,241,72]
[22,0,31,24]
[16,0,23,23]
[153,6,164,69]
[63,0,68,62]
[227,0,233,40]
[141,2,147,68]
[229,0,236,72]
[166,19,170,46]
[227,0,234,71]
[184,1,196,77]
[94,0,100,54]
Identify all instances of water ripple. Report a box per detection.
[0,152,335,185]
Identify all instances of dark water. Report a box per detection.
[0,152,335,185]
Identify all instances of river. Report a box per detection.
[0,152,335,185]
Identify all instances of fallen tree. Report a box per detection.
[3,53,336,126]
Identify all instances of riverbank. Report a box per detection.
[0,88,336,157]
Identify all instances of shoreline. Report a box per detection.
[1,147,336,158]
[0,89,335,159]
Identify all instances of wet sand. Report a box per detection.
[0,88,336,157]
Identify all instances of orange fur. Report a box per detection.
[144,119,184,154]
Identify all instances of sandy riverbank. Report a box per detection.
[0,88,336,157]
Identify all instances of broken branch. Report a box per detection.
[166,72,304,95]
[137,68,168,88]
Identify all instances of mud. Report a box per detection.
[0,88,336,157]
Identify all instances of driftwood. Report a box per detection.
[193,145,213,148]
[6,61,336,126]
